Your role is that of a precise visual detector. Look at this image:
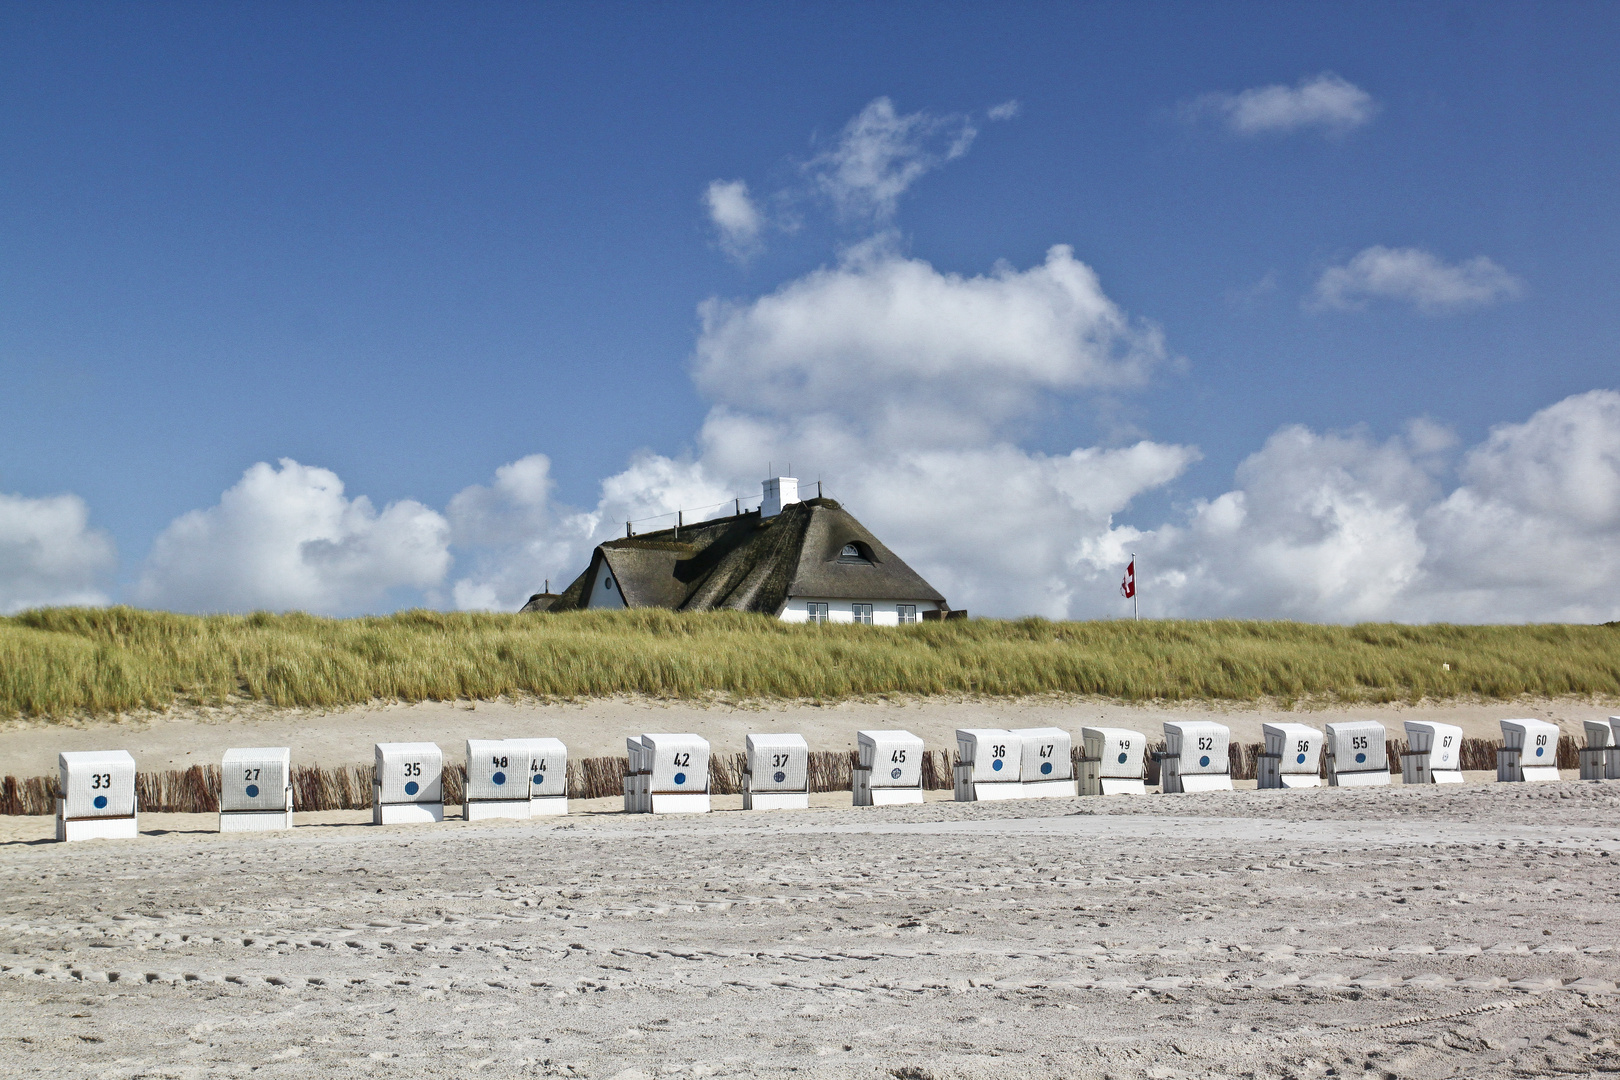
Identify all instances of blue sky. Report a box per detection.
[3,2,1618,620]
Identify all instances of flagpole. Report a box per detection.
[1132,552,1138,621]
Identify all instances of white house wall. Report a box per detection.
[586,567,628,610]
[778,598,941,626]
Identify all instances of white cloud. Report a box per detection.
[445,454,591,611]
[134,459,450,614]
[1128,391,1620,623]
[806,97,977,222]
[0,490,116,613]
[1416,390,1620,620]
[702,97,994,260]
[704,179,764,262]
[1312,246,1524,313]
[1128,425,1440,621]
[1189,72,1376,136]
[693,241,1165,446]
[448,454,561,551]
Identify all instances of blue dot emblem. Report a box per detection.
[1040,761,1053,775]
[492,771,506,786]
[1199,755,1211,768]
[1117,752,1127,765]
[1296,753,1307,765]
[1535,746,1544,757]
[532,773,544,785]
[991,759,1003,772]
[773,771,786,784]
[93,795,107,810]
[890,767,902,780]
[245,784,260,798]
[673,772,686,786]
[1355,752,1366,764]
[405,781,419,796]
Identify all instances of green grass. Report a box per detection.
[1,606,1617,720]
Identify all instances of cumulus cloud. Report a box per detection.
[134,459,451,614]
[1126,391,1620,623]
[1188,72,1376,136]
[1312,246,1524,313]
[1416,390,1620,620]
[704,179,764,262]
[694,241,1165,445]
[445,454,591,611]
[0,490,116,613]
[1126,425,1441,621]
[805,97,977,222]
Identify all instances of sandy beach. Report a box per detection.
[3,778,1620,1078]
[3,694,1616,776]
[4,698,1619,1077]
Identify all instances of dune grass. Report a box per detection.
[0,606,1617,720]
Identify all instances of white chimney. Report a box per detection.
[760,476,799,518]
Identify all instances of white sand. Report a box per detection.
[3,694,1616,775]
[2,778,1618,1077]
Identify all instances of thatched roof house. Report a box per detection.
[522,477,955,625]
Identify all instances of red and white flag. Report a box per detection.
[1119,559,1135,599]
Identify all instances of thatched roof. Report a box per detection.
[535,497,947,614]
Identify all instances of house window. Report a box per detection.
[838,543,871,564]
[604,576,614,591]
[806,602,829,624]
[852,603,873,625]
[898,604,916,623]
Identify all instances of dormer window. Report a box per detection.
[838,543,871,564]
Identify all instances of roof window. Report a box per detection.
[838,542,872,564]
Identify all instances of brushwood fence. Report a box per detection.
[1209,735,1577,780]
[0,737,1580,815]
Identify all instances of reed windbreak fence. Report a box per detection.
[0,737,1579,815]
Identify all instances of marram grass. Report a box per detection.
[1,606,1617,720]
